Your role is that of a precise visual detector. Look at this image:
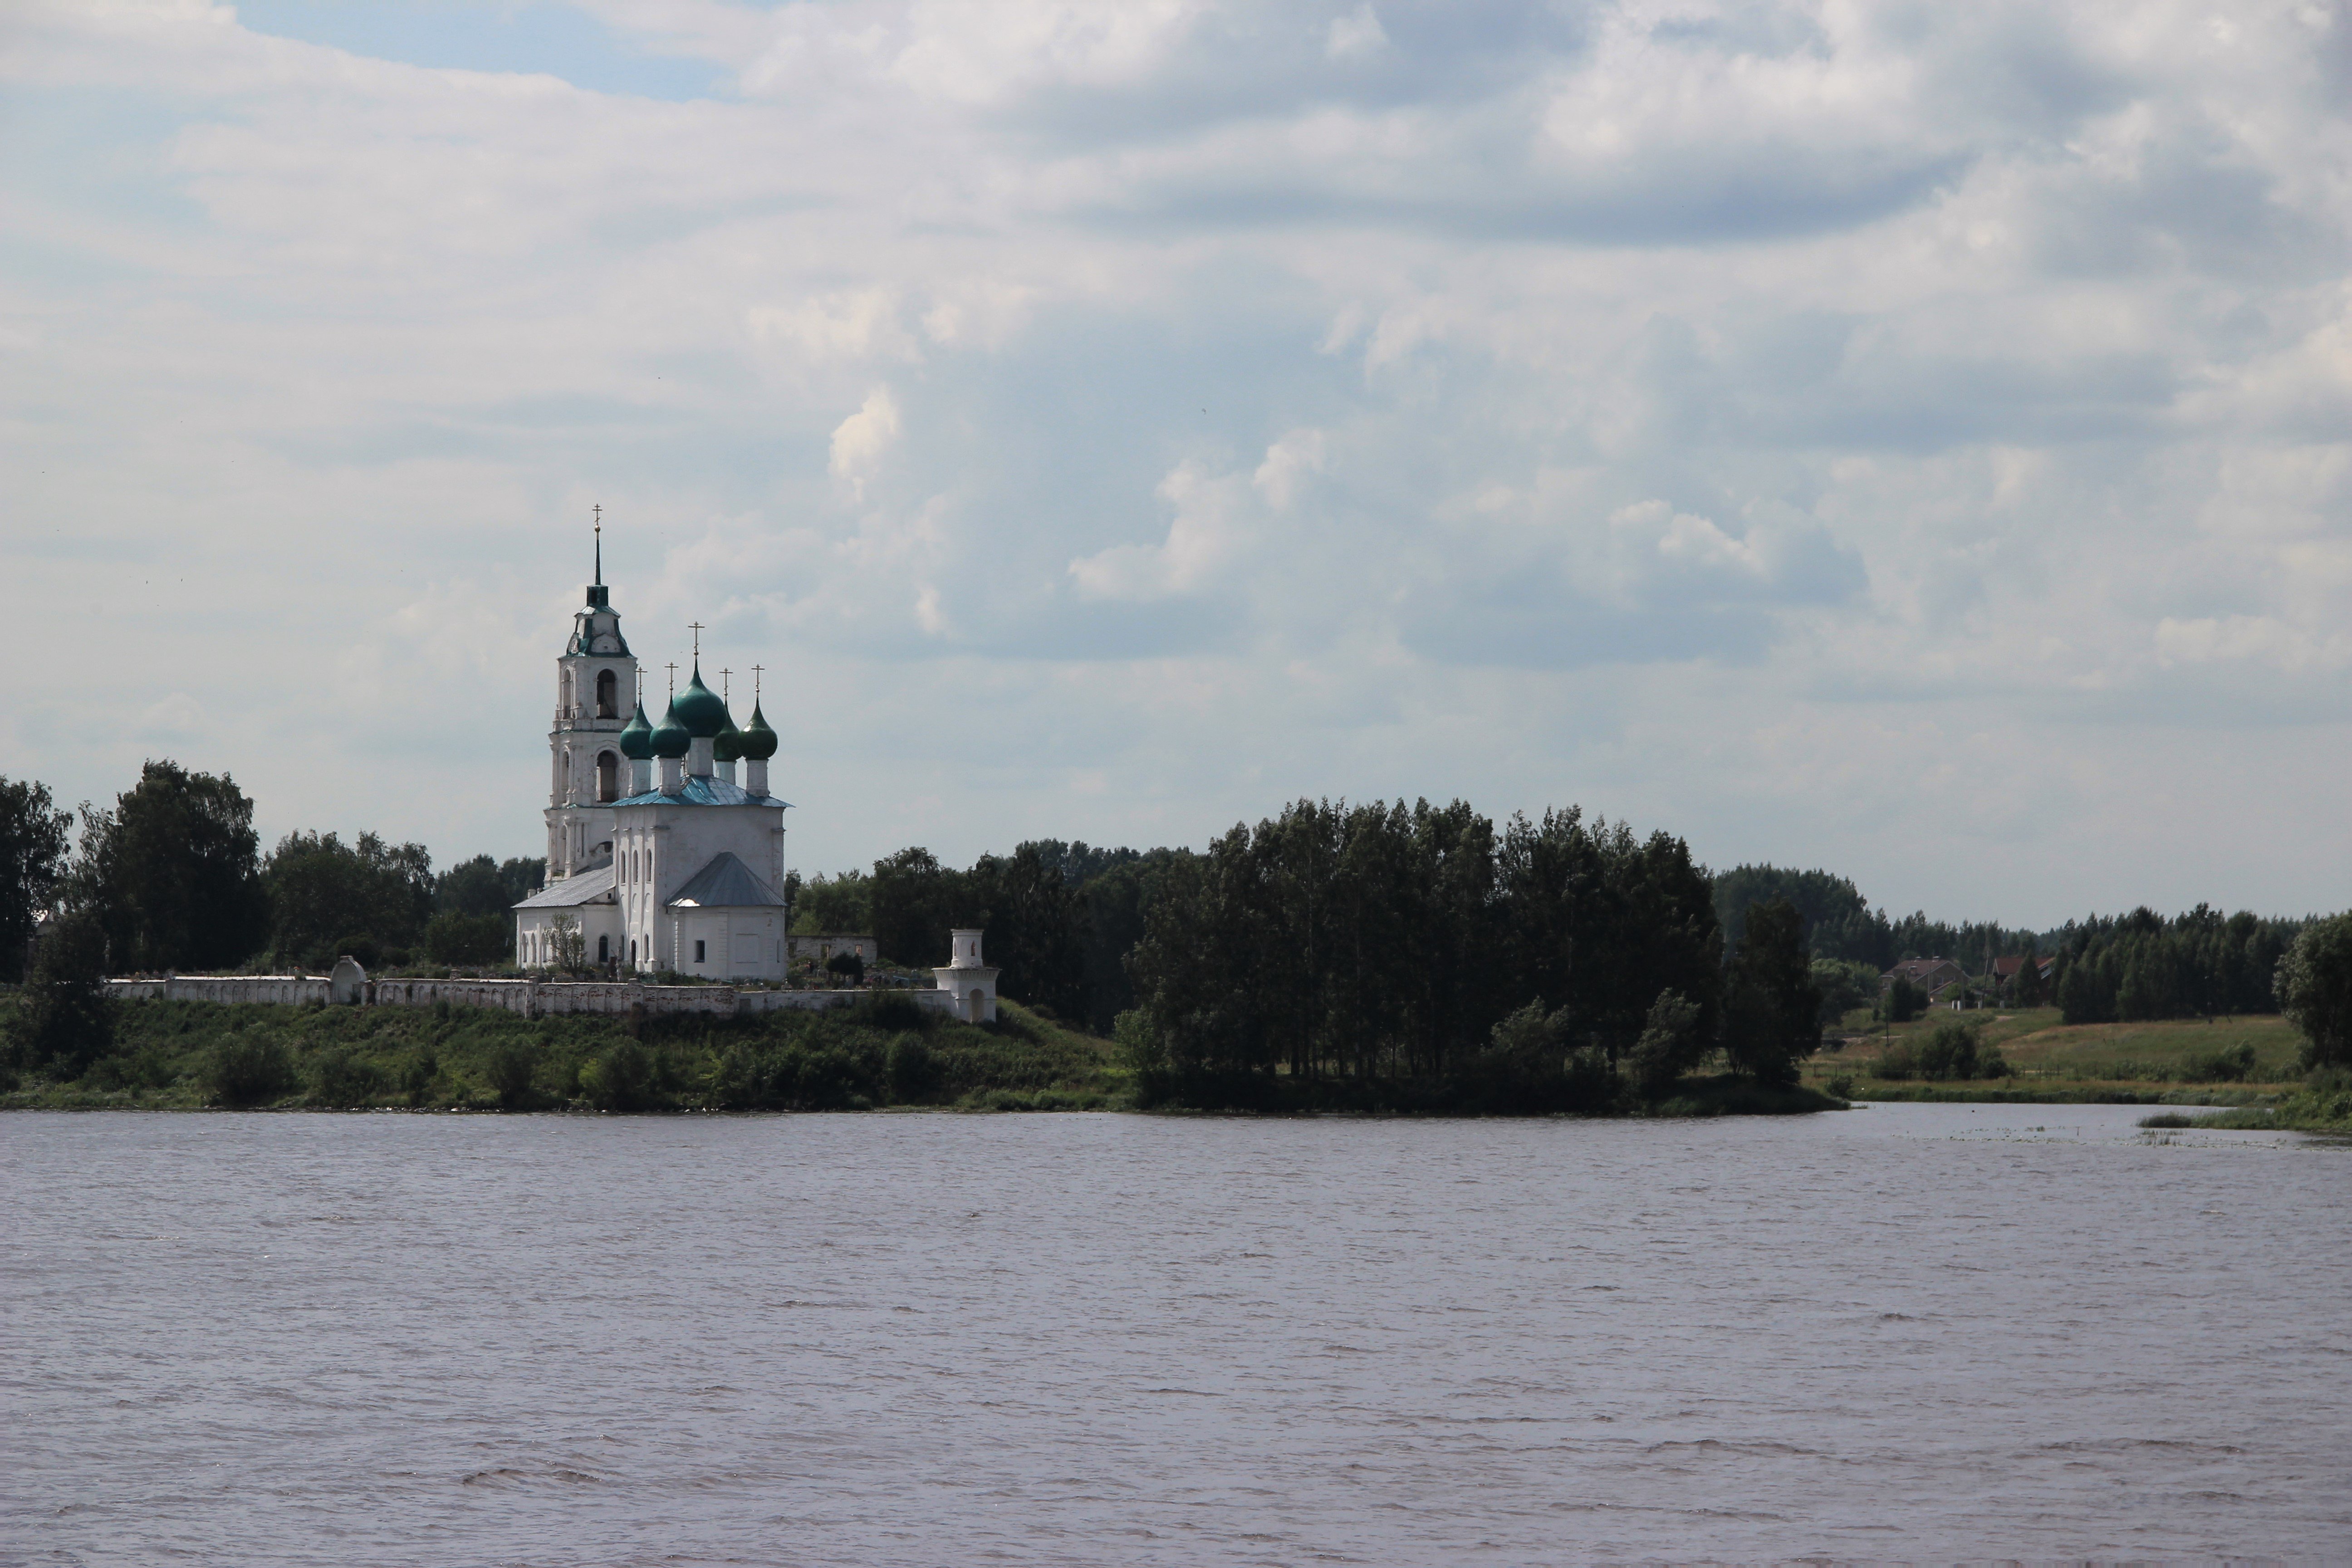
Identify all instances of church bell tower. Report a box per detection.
[544,509,639,884]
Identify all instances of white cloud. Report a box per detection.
[4,0,2347,918]
[828,387,904,499]
[1325,5,1387,62]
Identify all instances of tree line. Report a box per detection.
[2048,906,2304,1025]
[1,763,542,984]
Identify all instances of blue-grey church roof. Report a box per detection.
[512,863,617,909]
[612,776,791,808]
[667,852,788,910]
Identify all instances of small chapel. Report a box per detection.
[511,533,793,980]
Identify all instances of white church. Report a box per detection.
[509,541,994,1019]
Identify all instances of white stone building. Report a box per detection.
[514,552,792,980]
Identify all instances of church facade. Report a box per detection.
[513,554,793,981]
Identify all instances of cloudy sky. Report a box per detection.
[4,0,2347,925]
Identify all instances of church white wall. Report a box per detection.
[514,902,624,970]
[612,802,790,980]
[110,976,963,1019]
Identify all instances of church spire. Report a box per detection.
[594,503,603,586]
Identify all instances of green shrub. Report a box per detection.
[1877,1024,2005,1081]
[2181,1043,2259,1083]
[886,1032,934,1102]
[853,992,933,1032]
[583,1040,655,1111]
[210,1034,294,1106]
[483,1039,539,1110]
[308,1047,380,1107]
[25,911,114,1078]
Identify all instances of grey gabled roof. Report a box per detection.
[513,863,617,909]
[667,851,787,910]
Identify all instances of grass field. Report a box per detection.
[1803,1008,2310,1103]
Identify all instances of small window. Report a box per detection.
[694,939,706,964]
[598,934,609,962]
[596,668,618,718]
[597,751,618,803]
[628,939,636,964]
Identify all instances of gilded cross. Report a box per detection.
[688,620,705,659]
[751,663,764,702]
[719,667,733,703]
[665,661,677,698]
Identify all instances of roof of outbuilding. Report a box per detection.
[512,863,617,908]
[612,775,790,809]
[667,852,787,909]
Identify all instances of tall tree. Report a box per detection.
[967,842,1085,1017]
[23,908,113,1077]
[265,830,435,969]
[2276,914,2352,1072]
[69,761,268,972]
[1721,898,1823,1084]
[869,848,961,967]
[1,776,74,984]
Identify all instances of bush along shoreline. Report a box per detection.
[0,991,1848,1118]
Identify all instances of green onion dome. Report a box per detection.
[649,697,691,760]
[712,710,743,764]
[672,662,730,738]
[736,700,778,761]
[617,700,656,760]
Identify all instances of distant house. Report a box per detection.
[1988,954,2056,999]
[1882,958,1965,997]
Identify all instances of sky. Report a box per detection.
[2,0,2347,927]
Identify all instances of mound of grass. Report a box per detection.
[2177,1071,2352,1135]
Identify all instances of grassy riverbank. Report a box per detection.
[2,993,1849,1117]
[2140,1072,2352,1135]
[0,995,1127,1112]
[1803,1009,2309,1105]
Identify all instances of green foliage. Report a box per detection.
[1627,988,1707,1098]
[1811,958,1877,1026]
[886,1032,934,1102]
[583,1039,656,1111]
[1710,863,2039,971]
[1885,976,1925,1023]
[0,775,74,985]
[209,1032,294,1106]
[2180,1043,2258,1083]
[2053,905,2305,1025]
[425,911,510,966]
[1126,799,1719,1108]
[1874,1021,2009,1082]
[70,760,269,972]
[308,1046,381,1108]
[2274,913,2352,1071]
[483,1039,540,1109]
[24,910,114,1077]
[791,870,872,936]
[870,848,958,967]
[1721,900,1823,1085]
[266,829,435,971]
[433,854,544,918]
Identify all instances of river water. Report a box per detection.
[4,1104,2346,1565]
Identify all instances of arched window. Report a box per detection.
[629,939,637,965]
[598,934,609,963]
[596,668,617,718]
[597,751,619,803]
